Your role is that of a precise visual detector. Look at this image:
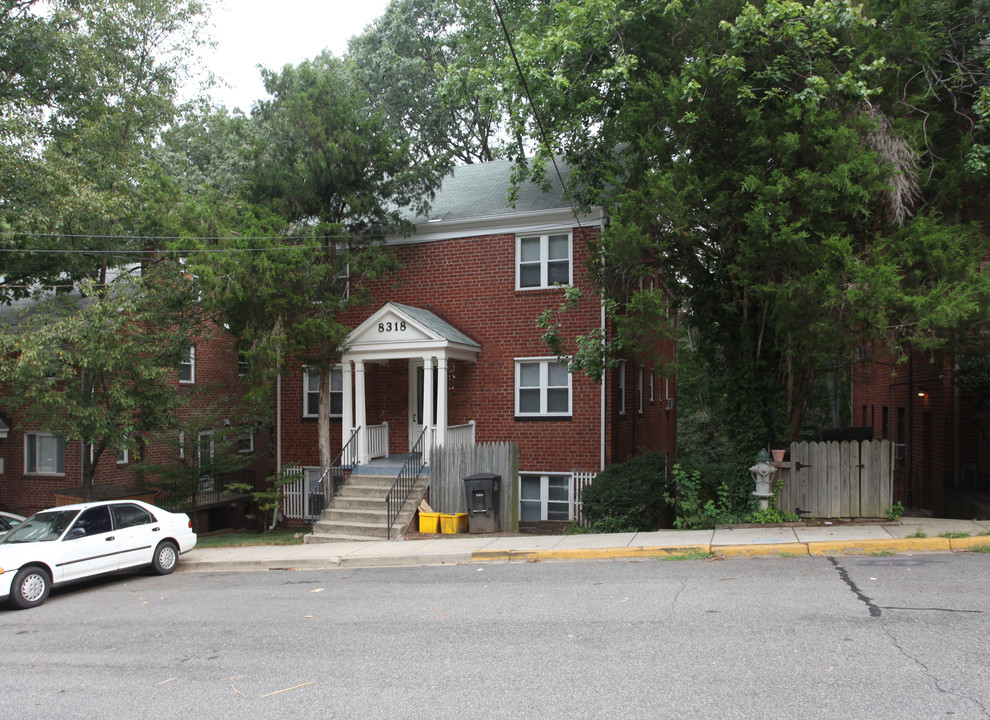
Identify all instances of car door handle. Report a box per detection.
[152,527,161,532]
[106,536,115,541]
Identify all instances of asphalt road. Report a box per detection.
[1,553,988,719]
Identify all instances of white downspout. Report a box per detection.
[601,300,607,472]
[272,373,282,531]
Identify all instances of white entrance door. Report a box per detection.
[409,361,438,451]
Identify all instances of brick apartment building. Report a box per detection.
[0,315,271,527]
[0,160,676,529]
[274,160,677,524]
[851,346,988,518]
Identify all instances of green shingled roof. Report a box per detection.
[390,302,479,348]
[409,159,573,223]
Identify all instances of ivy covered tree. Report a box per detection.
[473,0,990,454]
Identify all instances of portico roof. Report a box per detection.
[342,302,480,363]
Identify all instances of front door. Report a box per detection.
[409,361,438,450]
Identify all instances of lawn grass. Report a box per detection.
[195,528,306,548]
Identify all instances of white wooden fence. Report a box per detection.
[281,466,308,520]
[572,471,597,526]
[776,439,894,518]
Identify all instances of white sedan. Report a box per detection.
[0,499,197,609]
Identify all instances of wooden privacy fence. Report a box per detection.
[776,440,894,519]
[429,442,519,532]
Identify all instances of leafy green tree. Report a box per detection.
[349,0,510,164]
[136,408,255,532]
[181,53,446,472]
[0,0,211,300]
[479,0,989,452]
[0,268,205,500]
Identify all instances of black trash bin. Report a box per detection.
[308,489,325,520]
[463,473,500,534]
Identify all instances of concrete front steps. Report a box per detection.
[306,473,429,543]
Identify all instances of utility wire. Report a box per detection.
[491,0,583,229]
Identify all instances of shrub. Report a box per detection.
[581,453,670,531]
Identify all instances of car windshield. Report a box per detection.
[0,509,80,544]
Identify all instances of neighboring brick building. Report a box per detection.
[0,310,271,527]
[851,347,987,518]
[275,160,678,524]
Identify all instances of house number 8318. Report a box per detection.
[378,321,407,333]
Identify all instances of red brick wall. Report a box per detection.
[851,348,979,515]
[277,226,677,478]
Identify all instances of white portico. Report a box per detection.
[341,302,480,465]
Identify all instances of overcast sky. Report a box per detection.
[193,0,393,112]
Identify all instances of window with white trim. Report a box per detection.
[520,473,571,521]
[116,441,129,464]
[25,432,65,474]
[618,361,626,416]
[180,346,195,383]
[238,431,254,453]
[302,366,344,418]
[650,369,655,404]
[516,232,571,289]
[515,358,571,417]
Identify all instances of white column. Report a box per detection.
[422,356,434,464]
[342,360,353,452]
[354,360,368,464]
[436,355,448,455]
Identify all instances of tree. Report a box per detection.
[0,267,205,500]
[475,0,990,452]
[182,52,446,473]
[136,407,256,533]
[0,0,211,300]
[349,0,511,165]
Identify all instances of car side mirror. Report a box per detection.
[66,527,86,540]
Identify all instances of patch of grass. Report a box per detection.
[657,550,711,561]
[196,528,306,548]
[968,544,990,553]
[907,528,928,538]
[869,549,896,557]
[563,523,595,535]
[975,530,990,537]
[939,531,971,539]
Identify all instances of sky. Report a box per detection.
[193,0,394,112]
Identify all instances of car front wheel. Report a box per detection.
[10,566,51,609]
[152,540,179,575]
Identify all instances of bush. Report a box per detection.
[581,453,669,531]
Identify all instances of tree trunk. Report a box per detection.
[317,366,333,474]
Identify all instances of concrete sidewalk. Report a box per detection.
[176,517,990,573]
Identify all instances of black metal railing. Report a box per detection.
[156,468,256,510]
[385,428,427,538]
[308,427,361,523]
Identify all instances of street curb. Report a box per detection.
[472,545,710,563]
[177,557,343,572]
[713,543,809,557]
[950,536,990,551]
[807,537,952,554]
[176,534,990,573]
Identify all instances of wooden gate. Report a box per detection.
[776,440,894,519]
